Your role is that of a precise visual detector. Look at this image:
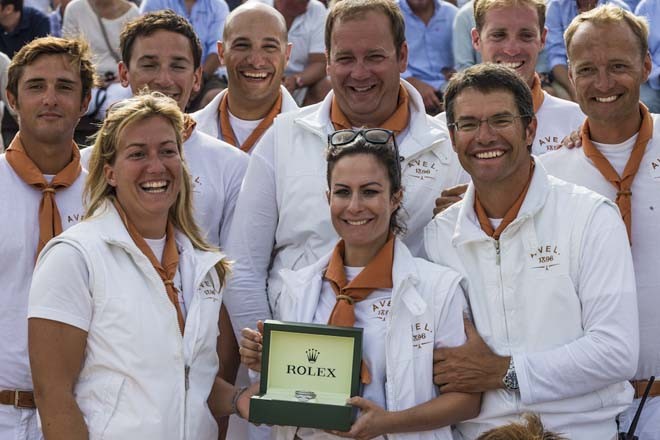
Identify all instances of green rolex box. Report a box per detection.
[249,320,363,431]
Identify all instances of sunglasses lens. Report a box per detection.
[331,130,357,146]
[364,129,392,144]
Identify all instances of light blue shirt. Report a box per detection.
[546,0,630,70]
[398,0,457,90]
[453,0,480,71]
[140,0,229,63]
[636,0,660,90]
[49,6,62,38]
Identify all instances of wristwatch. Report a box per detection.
[502,357,519,391]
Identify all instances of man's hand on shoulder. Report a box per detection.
[432,318,510,393]
[433,183,468,217]
[560,130,582,149]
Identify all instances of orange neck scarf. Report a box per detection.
[5,134,81,256]
[475,161,535,240]
[530,73,545,114]
[182,113,197,142]
[331,85,410,134]
[219,91,283,153]
[113,199,185,335]
[324,235,395,384]
[580,103,653,243]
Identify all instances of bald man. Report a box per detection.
[192,2,298,154]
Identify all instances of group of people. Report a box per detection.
[0,0,658,440]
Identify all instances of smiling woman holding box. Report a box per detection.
[239,128,480,440]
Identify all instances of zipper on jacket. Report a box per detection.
[184,365,190,391]
[495,238,513,385]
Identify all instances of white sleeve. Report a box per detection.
[222,128,278,337]
[61,3,79,38]
[433,271,468,349]
[28,243,93,332]
[515,203,639,405]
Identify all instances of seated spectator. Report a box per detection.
[63,0,138,82]
[49,0,73,37]
[545,0,629,101]
[140,0,230,110]
[63,0,137,121]
[635,0,660,113]
[0,0,49,58]
[476,413,567,440]
[453,0,481,71]
[256,0,330,106]
[398,0,456,115]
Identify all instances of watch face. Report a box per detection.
[503,359,519,391]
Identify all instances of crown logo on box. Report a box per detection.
[306,348,320,363]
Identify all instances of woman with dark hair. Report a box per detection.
[240,129,480,439]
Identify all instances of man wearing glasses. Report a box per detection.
[223,0,467,335]
[424,63,638,438]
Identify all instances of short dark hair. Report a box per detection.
[120,10,203,69]
[444,63,534,130]
[1,0,23,12]
[7,36,98,102]
[326,133,406,235]
[325,0,405,56]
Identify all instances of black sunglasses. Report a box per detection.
[328,128,396,146]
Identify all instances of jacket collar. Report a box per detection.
[191,86,298,138]
[293,80,452,161]
[280,237,426,318]
[452,157,551,247]
[92,201,223,287]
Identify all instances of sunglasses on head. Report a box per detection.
[328,128,396,147]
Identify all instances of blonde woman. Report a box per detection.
[27,93,252,440]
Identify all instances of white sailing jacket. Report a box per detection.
[36,203,225,440]
[424,162,638,439]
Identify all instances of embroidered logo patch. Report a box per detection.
[529,244,561,270]
[199,279,219,300]
[65,212,85,224]
[371,298,391,322]
[649,157,660,181]
[406,159,438,181]
[537,135,563,153]
[411,321,433,349]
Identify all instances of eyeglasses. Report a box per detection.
[448,114,532,133]
[328,128,395,147]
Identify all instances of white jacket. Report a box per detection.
[32,203,225,440]
[424,162,638,439]
[271,238,466,440]
[223,80,468,335]
[191,86,299,141]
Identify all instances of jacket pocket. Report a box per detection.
[78,372,125,439]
